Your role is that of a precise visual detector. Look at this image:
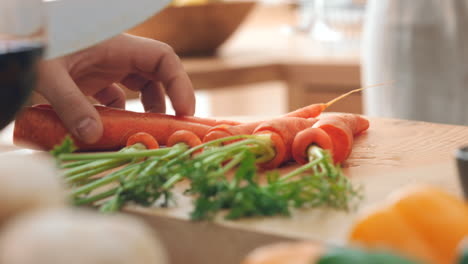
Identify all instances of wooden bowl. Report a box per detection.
[127,1,256,57]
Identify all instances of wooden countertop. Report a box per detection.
[125,117,467,264]
[2,115,466,264]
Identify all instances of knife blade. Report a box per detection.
[44,0,170,59]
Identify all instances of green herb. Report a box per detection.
[186,146,361,221]
[52,135,362,221]
[50,135,76,158]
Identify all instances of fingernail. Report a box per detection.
[75,117,99,143]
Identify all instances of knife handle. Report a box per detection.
[456,146,468,199]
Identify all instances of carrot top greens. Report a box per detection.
[51,135,362,220]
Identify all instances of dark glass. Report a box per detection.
[456,145,468,200]
[0,42,43,130]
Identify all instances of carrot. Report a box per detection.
[202,122,262,143]
[256,131,287,170]
[32,104,240,127]
[283,83,385,119]
[312,114,370,164]
[14,105,212,151]
[253,117,318,169]
[202,83,384,143]
[167,130,202,149]
[292,128,334,165]
[126,132,159,149]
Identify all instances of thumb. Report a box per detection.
[36,60,103,144]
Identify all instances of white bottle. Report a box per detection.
[362,0,468,125]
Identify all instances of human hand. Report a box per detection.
[36,33,195,144]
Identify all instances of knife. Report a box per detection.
[44,0,171,59]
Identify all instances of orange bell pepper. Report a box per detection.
[349,185,468,264]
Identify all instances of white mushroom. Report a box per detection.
[0,152,65,227]
[0,208,168,264]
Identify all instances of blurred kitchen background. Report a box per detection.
[32,0,367,117]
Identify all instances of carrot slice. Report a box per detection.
[167,130,202,148]
[257,132,287,170]
[126,132,159,149]
[292,128,333,165]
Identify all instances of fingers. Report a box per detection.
[120,74,166,113]
[93,83,126,109]
[120,73,148,91]
[121,34,196,116]
[36,60,103,144]
[140,82,166,113]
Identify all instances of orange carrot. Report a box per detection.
[283,83,385,119]
[256,131,287,170]
[312,114,370,164]
[167,130,202,149]
[292,128,334,165]
[202,122,262,143]
[126,132,159,149]
[14,105,212,151]
[253,117,318,169]
[202,83,384,143]
[32,104,240,127]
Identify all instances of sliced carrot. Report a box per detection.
[167,130,202,148]
[292,128,333,165]
[202,122,262,143]
[312,114,370,164]
[253,117,318,168]
[254,117,318,163]
[257,131,287,170]
[315,121,353,164]
[126,132,159,149]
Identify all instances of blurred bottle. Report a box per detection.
[0,0,45,130]
[362,0,468,125]
[309,0,365,44]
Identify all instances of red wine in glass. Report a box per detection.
[0,0,45,131]
[0,40,44,130]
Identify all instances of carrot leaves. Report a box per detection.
[50,135,76,158]
[52,136,362,221]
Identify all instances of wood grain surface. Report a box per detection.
[1,117,467,264]
[125,117,468,264]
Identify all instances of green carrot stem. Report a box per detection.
[279,154,325,183]
[61,160,91,169]
[74,187,119,206]
[308,145,325,162]
[185,134,254,156]
[64,158,124,177]
[59,147,173,161]
[221,151,247,176]
[201,145,249,166]
[66,159,130,183]
[282,158,323,181]
[160,144,253,190]
[76,145,189,199]
[162,174,183,190]
[146,143,190,169]
[194,139,262,161]
[226,152,250,188]
[71,164,140,197]
[254,144,275,164]
[62,145,147,176]
[139,158,162,177]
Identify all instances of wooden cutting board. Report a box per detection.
[124,117,468,264]
[1,117,467,264]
